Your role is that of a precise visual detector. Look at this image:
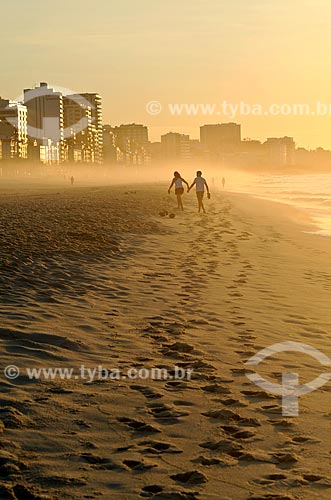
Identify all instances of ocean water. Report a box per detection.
[232,173,331,237]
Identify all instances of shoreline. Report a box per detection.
[1,170,330,235]
[234,191,331,237]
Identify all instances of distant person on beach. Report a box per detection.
[71,176,74,186]
[222,177,225,189]
[168,171,189,211]
[188,171,210,213]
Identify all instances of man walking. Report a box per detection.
[188,171,210,213]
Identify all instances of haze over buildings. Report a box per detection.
[1,81,331,171]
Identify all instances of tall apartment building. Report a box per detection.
[0,98,28,160]
[200,123,241,156]
[23,82,64,164]
[111,124,149,165]
[63,95,95,163]
[79,93,103,164]
[264,137,295,166]
[161,132,191,162]
[103,125,120,164]
[113,124,149,150]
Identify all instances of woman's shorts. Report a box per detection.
[196,191,204,200]
[175,187,184,195]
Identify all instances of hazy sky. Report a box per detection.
[1,0,331,147]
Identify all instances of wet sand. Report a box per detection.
[1,184,331,500]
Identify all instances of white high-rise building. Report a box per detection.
[23,82,64,164]
[79,93,103,164]
[0,98,28,160]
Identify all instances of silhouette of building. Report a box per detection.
[113,124,149,149]
[111,124,150,165]
[264,136,295,166]
[79,93,103,164]
[295,147,331,169]
[161,132,191,162]
[239,139,267,167]
[63,95,96,163]
[0,98,28,160]
[23,82,64,164]
[148,142,162,163]
[0,122,17,161]
[189,139,210,162]
[200,123,241,157]
[103,125,122,164]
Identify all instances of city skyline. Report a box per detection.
[1,80,330,169]
[2,1,331,149]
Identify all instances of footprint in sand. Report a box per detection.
[117,417,160,434]
[1,484,51,500]
[172,399,195,407]
[160,341,201,357]
[260,404,281,415]
[177,359,216,372]
[140,484,163,496]
[138,439,182,455]
[268,419,297,430]
[263,473,288,482]
[271,451,300,466]
[199,438,243,458]
[130,384,164,400]
[73,419,91,429]
[201,384,231,395]
[202,408,261,427]
[231,368,248,375]
[170,470,208,486]
[241,389,277,400]
[217,397,248,408]
[301,473,328,483]
[228,291,243,298]
[123,459,157,472]
[141,488,200,499]
[232,320,247,325]
[80,453,122,470]
[235,349,258,358]
[286,435,321,445]
[165,380,189,390]
[221,424,256,440]
[148,402,189,424]
[191,456,221,466]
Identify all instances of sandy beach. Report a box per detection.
[1,183,331,500]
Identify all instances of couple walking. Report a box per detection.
[168,170,210,213]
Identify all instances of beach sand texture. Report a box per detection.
[0,185,331,500]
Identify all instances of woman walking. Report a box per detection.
[168,171,189,211]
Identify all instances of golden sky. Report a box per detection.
[1,0,331,148]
